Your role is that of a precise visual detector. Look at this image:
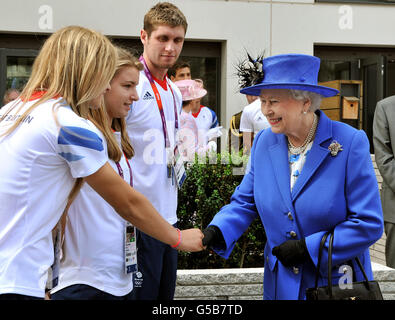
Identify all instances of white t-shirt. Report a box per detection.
[51,132,133,296]
[240,99,270,135]
[125,71,182,225]
[0,97,107,298]
[192,105,218,132]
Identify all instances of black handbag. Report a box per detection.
[306,231,383,300]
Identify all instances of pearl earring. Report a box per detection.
[303,111,307,114]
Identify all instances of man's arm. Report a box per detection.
[373,99,395,192]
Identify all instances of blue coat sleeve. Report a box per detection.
[208,131,263,258]
[305,129,384,275]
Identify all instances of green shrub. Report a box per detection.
[177,151,267,269]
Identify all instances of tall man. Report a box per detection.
[126,2,187,300]
[373,95,395,268]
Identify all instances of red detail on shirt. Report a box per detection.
[192,105,204,118]
[152,75,168,91]
[23,91,60,101]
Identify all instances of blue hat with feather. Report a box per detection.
[240,53,339,97]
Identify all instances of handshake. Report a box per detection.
[175,225,225,252]
[179,226,311,268]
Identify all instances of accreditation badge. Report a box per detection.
[166,147,174,179]
[124,222,137,274]
[173,145,186,189]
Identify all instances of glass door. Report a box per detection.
[0,49,38,107]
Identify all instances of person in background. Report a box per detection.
[126,2,193,300]
[373,95,395,269]
[2,88,20,106]
[235,52,270,154]
[240,98,270,155]
[169,60,191,82]
[202,53,383,300]
[0,25,203,301]
[175,78,215,160]
[169,60,221,146]
[191,78,221,142]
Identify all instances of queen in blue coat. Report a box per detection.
[203,54,383,300]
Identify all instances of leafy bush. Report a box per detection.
[177,151,267,269]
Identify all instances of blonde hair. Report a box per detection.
[0,26,118,229]
[107,47,143,161]
[143,2,188,37]
[1,26,117,137]
[60,48,143,234]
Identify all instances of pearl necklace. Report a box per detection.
[288,113,318,155]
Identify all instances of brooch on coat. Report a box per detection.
[328,140,343,156]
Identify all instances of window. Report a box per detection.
[0,34,222,121]
[6,56,35,90]
[0,49,39,107]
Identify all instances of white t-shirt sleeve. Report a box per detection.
[240,107,253,133]
[56,121,107,178]
[209,108,219,129]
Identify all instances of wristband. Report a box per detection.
[171,228,182,248]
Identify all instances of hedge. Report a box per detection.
[177,151,267,269]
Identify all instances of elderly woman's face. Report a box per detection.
[260,89,308,137]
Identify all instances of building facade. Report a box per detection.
[1,0,395,150]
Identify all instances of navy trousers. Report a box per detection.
[51,284,131,300]
[129,226,178,300]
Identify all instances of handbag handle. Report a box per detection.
[313,231,332,288]
[324,231,372,299]
[327,232,335,299]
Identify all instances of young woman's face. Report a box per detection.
[104,66,140,120]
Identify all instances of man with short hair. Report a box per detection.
[126,2,187,300]
[169,60,191,81]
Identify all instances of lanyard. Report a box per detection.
[112,129,132,186]
[139,56,179,148]
[115,153,133,187]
